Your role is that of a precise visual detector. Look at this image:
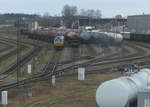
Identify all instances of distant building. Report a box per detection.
[111,26,124,32]
[115,15,123,19]
[79,17,127,27]
[31,21,39,30]
[127,14,150,34]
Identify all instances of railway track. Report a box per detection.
[0,50,61,90]
[52,41,150,76]
[58,42,130,66]
[42,50,61,74]
[0,39,19,56]
[0,38,27,62]
[59,44,118,65]
[94,41,150,63]
[0,41,150,91]
[0,37,42,79]
[0,41,13,52]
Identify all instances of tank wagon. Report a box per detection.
[66,32,80,47]
[96,68,150,107]
[21,29,57,42]
[130,33,150,42]
[80,31,95,43]
[121,32,150,42]
[120,32,131,40]
[101,32,123,44]
[80,31,123,45]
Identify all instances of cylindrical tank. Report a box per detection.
[80,31,92,41]
[102,32,123,44]
[67,31,79,39]
[80,31,123,45]
[96,68,150,107]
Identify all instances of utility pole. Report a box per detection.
[17,16,21,87]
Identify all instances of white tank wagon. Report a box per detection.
[96,68,150,107]
[103,32,123,44]
[80,31,93,41]
[120,32,131,40]
[80,31,123,45]
[93,32,113,45]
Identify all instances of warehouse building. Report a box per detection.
[79,17,127,27]
[127,14,150,34]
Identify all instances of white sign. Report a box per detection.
[27,88,32,97]
[78,68,85,80]
[2,91,8,105]
[52,75,56,86]
[28,64,32,74]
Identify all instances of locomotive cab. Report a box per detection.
[53,35,64,50]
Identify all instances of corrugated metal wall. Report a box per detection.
[127,15,150,34]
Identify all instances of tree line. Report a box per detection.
[0,5,102,28]
[39,4,102,28]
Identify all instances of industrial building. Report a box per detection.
[127,14,150,34]
[79,17,127,27]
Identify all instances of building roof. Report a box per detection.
[128,14,150,17]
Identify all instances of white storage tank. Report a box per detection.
[96,68,150,107]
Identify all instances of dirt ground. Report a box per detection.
[0,72,121,107]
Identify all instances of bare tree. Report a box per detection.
[62,4,78,28]
[95,9,102,19]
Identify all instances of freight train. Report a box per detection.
[23,28,150,48]
[21,29,81,47]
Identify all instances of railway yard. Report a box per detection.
[0,0,150,106]
[0,26,150,107]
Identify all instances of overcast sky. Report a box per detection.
[0,0,150,17]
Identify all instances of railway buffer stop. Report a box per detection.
[138,86,150,107]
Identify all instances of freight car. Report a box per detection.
[21,29,56,42]
[80,31,123,45]
[80,31,95,43]
[130,33,150,42]
[53,35,64,49]
[66,32,80,47]
[96,68,150,107]
[120,32,131,40]
[121,32,150,42]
